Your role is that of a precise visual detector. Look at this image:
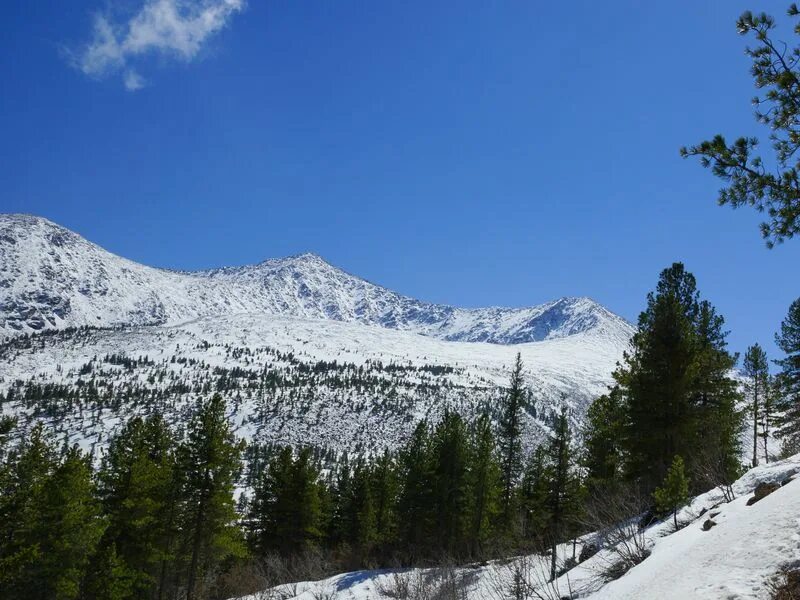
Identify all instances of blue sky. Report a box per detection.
[1,0,798,361]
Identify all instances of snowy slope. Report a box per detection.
[0,214,633,344]
[0,312,630,456]
[234,455,800,600]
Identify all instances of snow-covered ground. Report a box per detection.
[234,455,800,600]
[0,311,630,456]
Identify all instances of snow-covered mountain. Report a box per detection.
[0,214,630,344]
[0,213,635,458]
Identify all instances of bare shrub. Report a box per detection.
[769,563,800,600]
[376,564,472,600]
[580,484,652,582]
[693,443,738,503]
[484,554,574,600]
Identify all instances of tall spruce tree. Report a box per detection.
[466,414,501,556]
[776,298,800,454]
[430,411,470,556]
[397,421,434,557]
[614,263,741,491]
[543,407,583,582]
[582,388,624,494]
[498,353,526,533]
[178,394,245,600]
[519,445,549,545]
[743,344,770,467]
[96,413,179,598]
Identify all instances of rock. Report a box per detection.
[747,482,780,506]
[702,519,716,531]
[781,475,796,487]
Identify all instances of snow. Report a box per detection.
[233,455,800,600]
[0,214,634,345]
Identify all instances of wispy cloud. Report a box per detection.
[73,0,244,90]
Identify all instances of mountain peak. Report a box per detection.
[0,214,633,344]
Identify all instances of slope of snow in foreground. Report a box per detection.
[234,455,800,600]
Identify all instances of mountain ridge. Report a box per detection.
[0,213,633,344]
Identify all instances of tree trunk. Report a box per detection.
[752,385,759,467]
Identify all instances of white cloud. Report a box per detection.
[74,0,244,90]
[124,69,146,91]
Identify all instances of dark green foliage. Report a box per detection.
[249,446,323,556]
[0,428,104,600]
[681,6,800,247]
[466,414,501,555]
[96,413,179,598]
[498,353,526,534]
[653,456,690,529]
[430,411,471,555]
[608,263,742,492]
[776,298,800,453]
[542,407,584,582]
[520,445,549,545]
[582,388,624,493]
[178,394,246,600]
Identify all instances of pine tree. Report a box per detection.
[430,411,470,556]
[743,344,769,467]
[519,445,549,545]
[97,413,178,598]
[249,447,295,555]
[544,407,583,582]
[0,424,60,599]
[370,451,398,550]
[614,263,741,492]
[776,298,800,454]
[653,455,690,529]
[582,388,624,493]
[466,414,501,557]
[250,446,322,556]
[498,353,526,534]
[178,394,245,600]
[681,8,800,247]
[397,421,433,557]
[22,445,105,600]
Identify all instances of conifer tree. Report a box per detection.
[614,263,741,491]
[97,413,178,598]
[582,388,624,493]
[370,451,398,549]
[743,344,770,467]
[776,298,800,454]
[544,407,583,582]
[498,353,526,533]
[431,411,470,556]
[466,414,501,556]
[397,421,434,556]
[17,445,105,600]
[653,455,690,529]
[178,394,245,600]
[519,445,549,545]
[250,447,295,555]
[681,7,800,247]
[0,424,59,598]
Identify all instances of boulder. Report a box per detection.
[747,481,780,506]
[702,519,716,531]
